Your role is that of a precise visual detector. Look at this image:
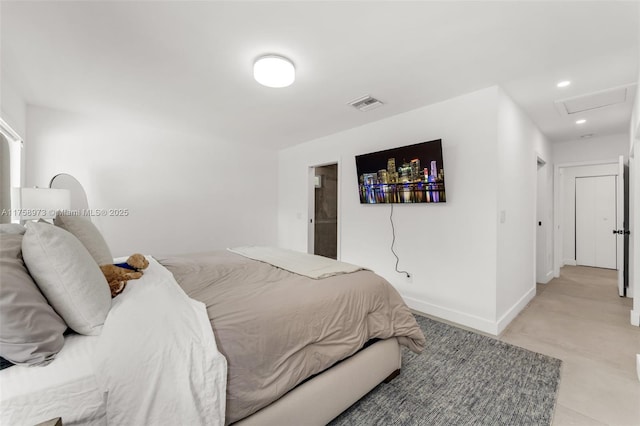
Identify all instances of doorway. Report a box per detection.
[575,175,617,269]
[554,156,628,297]
[309,163,338,259]
[536,156,551,283]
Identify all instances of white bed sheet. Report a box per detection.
[0,333,106,425]
[94,256,227,426]
[0,256,226,426]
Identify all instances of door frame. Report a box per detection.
[0,117,24,223]
[308,161,341,260]
[553,157,627,295]
[535,154,553,284]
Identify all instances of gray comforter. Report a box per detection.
[159,251,425,424]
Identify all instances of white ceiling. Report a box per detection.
[1,1,638,149]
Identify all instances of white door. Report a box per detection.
[575,175,617,269]
[615,155,625,296]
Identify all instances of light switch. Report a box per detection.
[500,210,506,224]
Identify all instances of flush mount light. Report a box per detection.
[576,119,587,124]
[253,55,295,88]
[557,80,571,88]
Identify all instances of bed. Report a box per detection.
[0,219,425,425]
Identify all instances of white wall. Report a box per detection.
[495,88,552,330]
[278,86,545,334]
[25,106,278,257]
[553,133,629,165]
[0,74,27,138]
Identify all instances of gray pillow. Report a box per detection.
[54,215,113,265]
[22,222,111,335]
[0,233,66,365]
[0,224,26,235]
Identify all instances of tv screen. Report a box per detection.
[356,139,446,204]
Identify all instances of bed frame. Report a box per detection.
[234,337,401,426]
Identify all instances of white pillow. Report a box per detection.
[22,222,111,335]
[54,215,113,266]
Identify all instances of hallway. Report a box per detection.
[500,266,640,425]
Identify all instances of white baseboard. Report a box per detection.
[563,259,577,266]
[538,270,554,284]
[402,296,499,335]
[404,287,536,337]
[631,310,640,327]
[496,287,536,335]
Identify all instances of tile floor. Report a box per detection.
[500,266,640,426]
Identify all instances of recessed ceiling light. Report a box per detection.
[253,55,295,88]
[576,119,587,124]
[557,80,571,88]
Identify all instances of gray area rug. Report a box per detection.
[330,315,562,426]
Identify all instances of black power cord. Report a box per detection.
[390,204,411,278]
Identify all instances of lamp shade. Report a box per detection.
[253,55,295,88]
[13,187,70,220]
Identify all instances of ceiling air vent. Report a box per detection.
[349,95,384,112]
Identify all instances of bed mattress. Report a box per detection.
[160,250,425,424]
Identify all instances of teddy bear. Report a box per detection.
[100,253,149,297]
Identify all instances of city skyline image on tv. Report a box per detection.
[355,139,446,204]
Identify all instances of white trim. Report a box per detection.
[403,296,500,335]
[307,167,315,255]
[556,159,620,168]
[553,165,563,277]
[539,270,554,284]
[0,117,22,143]
[534,151,543,293]
[0,117,23,222]
[496,286,536,335]
[336,159,342,261]
[405,288,536,336]
[563,258,577,266]
[631,310,640,327]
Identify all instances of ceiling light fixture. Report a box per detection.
[253,55,295,88]
[576,119,587,124]
[557,80,571,88]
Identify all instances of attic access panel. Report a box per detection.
[555,86,630,115]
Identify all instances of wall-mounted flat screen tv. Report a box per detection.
[356,139,446,204]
